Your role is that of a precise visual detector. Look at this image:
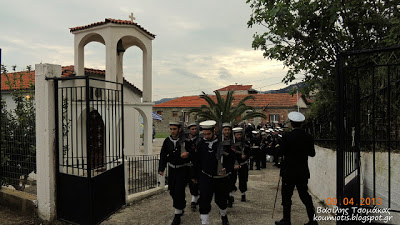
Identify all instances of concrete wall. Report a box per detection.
[361,151,400,222]
[309,146,400,224]
[308,145,336,204]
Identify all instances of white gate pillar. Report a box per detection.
[133,103,154,155]
[35,63,61,221]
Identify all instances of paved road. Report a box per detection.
[102,162,334,225]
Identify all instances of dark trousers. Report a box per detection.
[260,148,267,168]
[189,178,199,197]
[198,174,230,214]
[168,167,190,210]
[230,170,238,193]
[237,164,248,193]
[249,149,261,170]
[281,178,315,219]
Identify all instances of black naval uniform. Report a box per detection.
[158,136,191,212]
[185,133,200,207]
[250,135,262,170]
[260,135,268,168]
[192,136,235,217]
[232,139,250,196]
[277,128,317,225]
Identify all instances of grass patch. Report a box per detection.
[155,132,169,138]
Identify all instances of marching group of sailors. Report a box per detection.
[158,112,318,225]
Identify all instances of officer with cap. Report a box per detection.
[275,112,318,225]
[158,121,191,225]
[231,127,251,202]
[185,123,200,211]
[192,120,235,225]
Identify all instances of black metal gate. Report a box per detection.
[337,46,400,222]
[51,76,125,225]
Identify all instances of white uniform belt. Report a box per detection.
[202,170,231,179]
[239,161,248,166]
[168,162,191,169]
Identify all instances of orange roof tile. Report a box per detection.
[1,66,142,96]
[69,18,156,38]
[1,70,35,91]
[154,93,302,108]
[216,85,253,92]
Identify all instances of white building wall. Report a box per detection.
[309,146,400,224]
[122,86,141,156]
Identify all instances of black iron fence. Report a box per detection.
[304,119,336,149]
[126,154,168,194]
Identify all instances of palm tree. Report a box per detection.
[189,90,266,124]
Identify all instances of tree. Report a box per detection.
[189,90,266,124]
[1,65,36,191]
[246,0,400,125]
[247,0,400,92]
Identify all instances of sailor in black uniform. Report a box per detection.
[231,127,250,202]
[275,112,318,225]
[185,123,200,211]
[221,122,236,208]
[158,121,191,225]
[192,120,235,225]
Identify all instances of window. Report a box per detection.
[157,111,162,115]
[182,112,189,122]
[173,112,178,118]
[270,114,279,123]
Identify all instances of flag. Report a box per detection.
[152,112,163,121]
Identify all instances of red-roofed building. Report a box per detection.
[215,84,257,95]
[1,66,142,111]
[153,91,311,133]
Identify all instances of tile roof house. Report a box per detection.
[153,88,311,133]
[215,84,257,95]
[1,66,141,94]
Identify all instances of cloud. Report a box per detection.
[169,68,203,80]
[218,67,232,79]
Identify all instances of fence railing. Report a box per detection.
[126,154,168,194]
[1,126,36,194]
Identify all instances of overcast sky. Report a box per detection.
[0,0,301,101]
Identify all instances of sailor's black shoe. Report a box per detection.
[171,214,181,225]
[191,202,197,211]
[241,194,246,202]
[275,218,291,225]
[221,215,230,225]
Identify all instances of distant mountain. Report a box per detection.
[154,97,178,105]
[263,83,305,94]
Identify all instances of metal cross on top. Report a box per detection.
[129,12,136,22]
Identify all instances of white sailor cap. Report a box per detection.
[266,129,271,133]
[169,121,182,127]
[268,128,274,132]
[288,111,305,122]
[252,130,259,134]
[278,134,282,138]
[260,128,265,131]
[222,122,232,128]
[199,120,216,130]
[187,123,197,128]
[232,127,243,133]
[261,132,266,135]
